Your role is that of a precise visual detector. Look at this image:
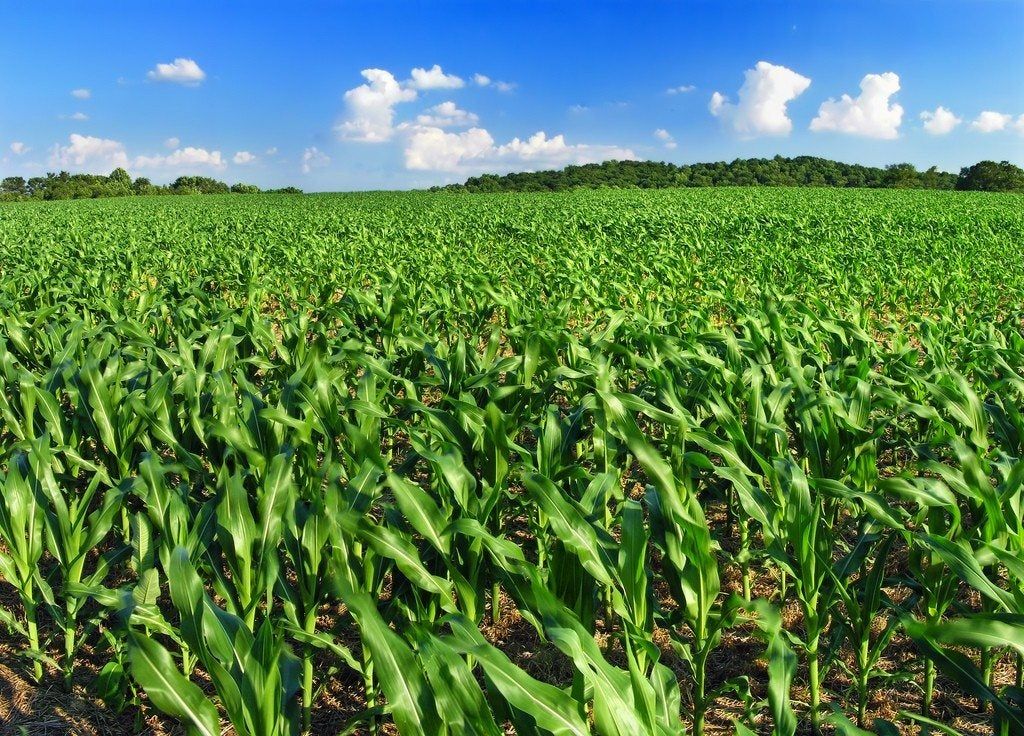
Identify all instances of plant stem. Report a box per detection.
[491,581,501,625]
[64,601,76,690]
[25,601,43,682]
[857,635,870,727]
[923,657,935,716]
[302,610,317,734]
[739,517,751,602]
[980,646,993,713]
[808,640,821,734]
[693,647,708,736]
[363,648,377,734]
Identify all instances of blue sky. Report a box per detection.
[1,1,1021,191]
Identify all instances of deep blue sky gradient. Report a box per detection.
[1,1,1021,189]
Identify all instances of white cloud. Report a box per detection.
[147,58,206,85]
[133,147,225,170]
[49,134,130,171]
[971,111,1012,133]
[301,147,330,173]
[810,72,903,139]
[337,64,624,175]
[404,127,495,171]
[10,142,29,155]
[1017,115,1024,134]
[265,146,278,155]
[654,128,677,150]
[69,112,89,121]
[71,88,91,99]
[465,71,514,92]
[709,61,811,138]
[404,126,635,173]
[414,101,479,127]
[164,137,180,149]
[496,132,632,165]
[336,68,418,142]
[569,104,589,114]
[408,64,464,90]
[666,85,695,95]
[233,151,256,165]
[920,106,961,136]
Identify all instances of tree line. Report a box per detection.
[0,168,302,201]
[436,156,1024,194]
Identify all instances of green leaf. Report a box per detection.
[128,632,221,736]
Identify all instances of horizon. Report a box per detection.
[1,1,1022,192]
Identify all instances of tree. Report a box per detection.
[885,163,920,189]
[956,161,1024,192]
[230,183,261,194]
[1,176,27,196]
[447,157,966,193]
[171,176,230,194]
[108,168,132,186]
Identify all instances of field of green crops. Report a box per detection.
[1,187,1023,736]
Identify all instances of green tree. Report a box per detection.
[885,163,920,189]
[956,160,1024,192]
[171,176,230,194]
[1,176,27,197]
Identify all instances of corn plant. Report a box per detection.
[0,187,1023,735]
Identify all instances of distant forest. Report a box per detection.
[0,169,302,202]
[3,157,1022,202]
[437,157,1024,193]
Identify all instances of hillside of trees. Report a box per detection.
[4,158,1021,201]
[0,168,302,201]
[437,156,1024,194]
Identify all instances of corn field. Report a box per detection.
[1,188,1023,735]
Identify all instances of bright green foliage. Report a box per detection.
[0,188,1023,735]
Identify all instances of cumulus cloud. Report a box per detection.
[408,64,464,90]
[164,137,180,149]
[414,101,479,127]
[654,128,677,150]
[920,106,961,135]
[336,64,626,173]
[404,126,635,173]
[46,134,233,174]
[49,134,130,170]
[301,147,330,173]
[810,72,903,139]
[404,127,495,171]
[71,88,91,99]
[666,84,695,95]
[10,142,29,155]
[147,58,206,85]
[134,147,225,170]
[971,111,1012,133]
[709,61,811,138]
[336,69,418,142]
[233,151,256,165]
